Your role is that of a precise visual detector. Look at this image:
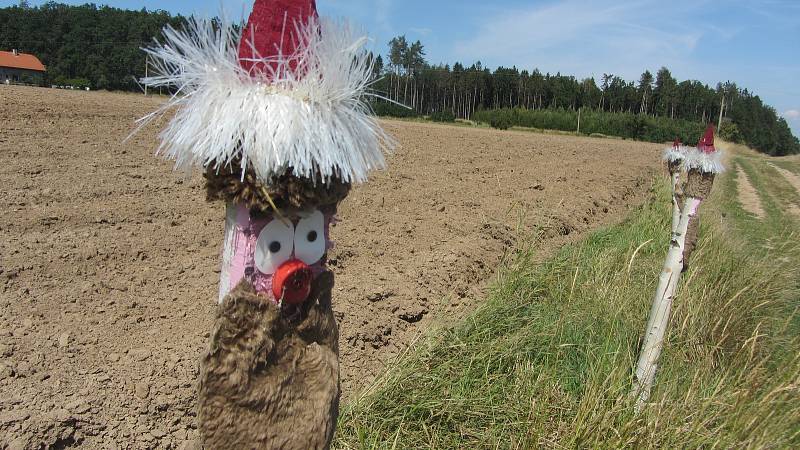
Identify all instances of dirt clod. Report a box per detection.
[134,382,150,399]
[129,348,151,361]
[57,333,70,349]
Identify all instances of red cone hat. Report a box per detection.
[238,0,318,76]
[683,124,725,173]
[697,124,716,154]
[663,137,687,164]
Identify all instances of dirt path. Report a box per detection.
[0,86,660,449]
[769,163,800,217]
[770,163,800,196]
[736,165,766,218]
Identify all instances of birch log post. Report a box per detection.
[670,166,682,234]
[218,202,238,303]
[633,195,701,411]
[664,140,687,235]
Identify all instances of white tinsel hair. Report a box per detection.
[683,147,726,174]
[137,14,394,185]
[662,145,690,164]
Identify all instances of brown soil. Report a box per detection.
[0,85,660,449]
[736,166,766,219]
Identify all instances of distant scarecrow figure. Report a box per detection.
[633,125,724,412]
[681,127,724,267]
[139,0,393,448]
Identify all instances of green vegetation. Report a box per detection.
[369,101,418,119]
[52,75,91,89]
[488,112,512,131]
[335,166,799,448]
[475,108,706,143]
[0,2,185,91]
[429,110,456,123]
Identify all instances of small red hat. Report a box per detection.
[697,125,716,154]
[238,0,318,76]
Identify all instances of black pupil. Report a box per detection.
[307,230,318,242]
[269,241,281,253]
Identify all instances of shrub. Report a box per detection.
[720,122,744,143]
[473,108,706,143]
[488,109,513,130]
[67,78,91,89]
[429,110,455,123]
[369,101,417,118]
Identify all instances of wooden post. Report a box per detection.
[633,196,701,412]
[218,202,238,303]
[577,107,582,134]
[717,95,725,133]
[670,171,681,234]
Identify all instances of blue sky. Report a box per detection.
[7,0,800,135]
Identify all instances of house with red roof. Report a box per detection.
[0,49,46,85]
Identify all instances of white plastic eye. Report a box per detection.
[294,209,326,266]
[255,219,295,275]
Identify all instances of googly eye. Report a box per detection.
[255,218,294,275]
[294,209,326,265]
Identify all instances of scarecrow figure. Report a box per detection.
[633,125,723,412]
[681,127,724,267]
[139,0,392,447]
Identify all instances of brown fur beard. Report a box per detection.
[205,163,351,212]
[198,271,340,450]
[667,159,683,175]
[682,170,715,271]
[683,215,700,272]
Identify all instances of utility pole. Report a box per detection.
[717,94,725,132]
[577,107,582,134]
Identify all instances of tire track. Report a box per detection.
[736,165,765,218]
[769,163,800,217]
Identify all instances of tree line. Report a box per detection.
[0,2,185,90]
[1,3,796,155]
[371,36,799,156]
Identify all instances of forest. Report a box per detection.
[0,2,184,90]
[1,2,797,155]
[371,36,799,156]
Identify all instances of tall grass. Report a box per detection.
[334,181,799,449]
[473,108,707,144]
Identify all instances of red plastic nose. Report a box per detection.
[272,259,313,305]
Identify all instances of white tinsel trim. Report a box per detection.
[662,145,690,164]
[683,147,726,174]
[137,15,393,185]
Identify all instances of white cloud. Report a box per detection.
[784,109,800,120]
[451,0,714,79]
